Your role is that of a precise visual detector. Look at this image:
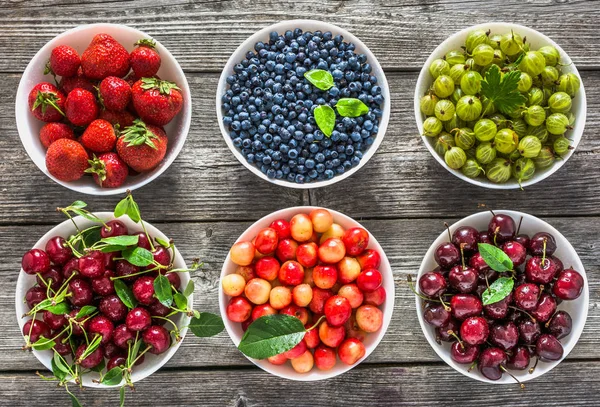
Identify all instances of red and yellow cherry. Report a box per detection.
[254,227,279,254]
[282,339,307,359]
[355,304,383,332]
[290,214,313,242]
[279,261,304,286]
[296,242,318,268]
[318,238,346,264]
[226,297,252,322]
[314,345,337,370]
[364,286,386,306]
[255,256,280,281]
[230,241,255,266]
[251,304,277,321]
[303,326,320,348]
[269,286,292,309]
[292,283,313,307]
[338,338,366,365]
[319,224,345,244]
[318,320,346,347]
[337,256,361,284]
[280,305,309,325]
[235,265,255,282]
[356,249,381,270]
[313,265,338,289]
[337,284,364,308]
[267,353,287,365]
[342,227,369,256]
[244,278,271,305]
[345,314,367,342]
[324,295,352,326]
[291,349,314,373]
[221,273,246,297]
[309,287,334,314]
[310,209,334,233]
[356,269,382,292]
[275,239,298,262]
[269,219,291,239]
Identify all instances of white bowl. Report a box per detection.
[216,20,391,189]
[219,206,395,380]
[15,23,192,195]
[416,210,589,384]
[15,213,192,387]
[414,22,587,189]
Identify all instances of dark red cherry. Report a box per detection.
[150,246,171,269]
[448,266,478,293]
[553,268,584,300]
[513,283,540,311]
[148,301,171,318]
[62,257,79,279]
[116,260,140,282]
[88,315,114,344]
[75,343,104,369]
[113,324,135,348]
[164,271,181,290]
[507,346,531,370]
[142,325,171,354]
[460,316,489,346]
[434,242,460,269]
[92,270,116,296]
[525,256,559,284]
[423,303,451,328]
[107,355,127,371]
[68,308,90,336]
[518,319,541,344]
[531,293,557,322]
[528,232,557,256]
[436,319,459,343]
[36,266,64,291]
[478,347,507,381]
[536,334,563,361]
[132,276,156,305]
[418,271,447,297]
[45,236,73,265]
[25,286,47,309]
[489,321,518,351]
[22,319,51,343]
[514,234,530,248]
[99,294,128,322]
[78,250,105,278]
[478,231,493,245]
[22,249,51,275]
[478,269,499,285]
[452,226,479,252]
[68,279,93,306]
[43,310,67,330]
[52,335,72,356]
[469,252,490,273]
[450,294,483,320]
[450,342,480,364]
[502,241,527,267]
[547,310,572,339]
[103,252,117,270]
[134,232,152,250]
[101,219,129,238]
[484,292,512,320]
[104,342,124,359]
[126,307,152,332]
[488,214,516,244]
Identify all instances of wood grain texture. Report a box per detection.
[2,360,600,406]
[3,217,598,370]
[0,0,599,73]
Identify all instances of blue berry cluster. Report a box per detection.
[221,28,384,184]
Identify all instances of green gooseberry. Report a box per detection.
[488,33,503,49]
[557,73,581,97]
[462,159,484,178]
[541,66,559,85]
[456,96,483,121]
[489,113,508,130]
[465,147,477,160]
[519,51,546,77]
[444,146,467,169]
[451,88,465,104]
[435,99,456,121]
[474,118,497,142]
[553,136,572,156]
[475,142,497,164]
[510,118,528,137]
[527,125,549,143]
[465,58,478,71]
[461,71,482,95]
[465,29,489,53]
[538,45,560,67]
[429,59,451,79]
[433,132,456,156]
[486,158,512,183]
[523,105,546,127]
[445,50,466,66]
[548,92,572,113]
[500,31,524,56]
[481,96,496,116]
[527,87,544,106]
[517,72,532,93]
[420,94,439,116]
[433,75,455,98]
[449,64,469,83]
[518,135,542,158]
[533,146,555,169]
[512,157,536,187]
[505,107,523,119]
[444,114,466,133]
[453,127,476,150]
[542,87,553,106]
[423,116,443,137]
[472,43,495,66]
[492,48,506,67]
[494,128,519,154]
[546,113,570,135]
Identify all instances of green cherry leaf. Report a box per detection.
[75,305,97,319]
[70,200,88,209]
[482,277,515,305]
[45,302,70,315]
[155,237,170,248]
[51,357,67,381]
[100,235,139,247]
[314,104,335,137]
[183,280,195,297]
[238,314,305,359]
[478,243,514,272]
[100,245,128,253]
[120,386,126,407]
[32,336,56,351]
[335,98,369,117]
[122,246,153,267]
[114,280,137,309]
[101,367,124,386]
[53,351,70,374]
[189,312,225,337]
[154,274,173,307]
[173,292,188,311]
[304,69,334,91]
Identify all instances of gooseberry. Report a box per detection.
[523,105,546,127]
[453,127,476,150]
[434,132,456,156]
[456,95,482,121]
[474,118,497,142]
[434,99,456,121]
[423,116,443,137]
[538,45,560,66]
[517,72,532,93]
[445,146,467,170]
[486,158,511,183]
[433,75,455,98]
[548,92,572,114]
[462,159,484,178]
[465,29,489,53]
[475,142,497,164]
[460,71,482,95]
[546,113,570,135]
[494,128,519,154]
[533,146,555,169]
[519,51,546,77]
[429,58,450,79]
[445,49,466,65]
[553,136,571,157]
[472,43,495,66]
[420,94,439,116]
[512,157,536,186]
[518,135,542,158]
[500,31,523,56]
[557,73,580,97]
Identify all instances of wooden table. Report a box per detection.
[1,1,599,405]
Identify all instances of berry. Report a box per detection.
[460,316,489,346]
[25,286,47,309]
[131,78,183,126]
[318,320,345,348]
[81,33,130,80]
[37,266,63,291]
[450,294,483,320]
[116,120,168,172]
[536,334,564,361]
[113,324,135,348]
[92,270,115,296]
[324,295,352,327]
[221,273,246,296]
[99,109,136,128]
[68,309,90,336]
[507,346,531,370]
[342,227,369,256]
[269,219,291,239]
[355,304,383,332]
[312,264,337,289]
[99,76,131,112]
[142,325,171,354]
[488,214,516,244]
[357,249,381,270]
[226,297,252,322]
[100,220,129,238]
[434,242,460,268]
[39,122,74,149]
[75,343,104,369]
[418,271,446,297]
[89,315,115,344]
[547,310,572,339]
[314,345,337,370]
[423,303,451,328]
[107,356,127,371]
[130,39,161,78]
[518,319,541,344]
[28,82,65,122]
[279,261,304,286]
[44,236,72,265]
[356,269,382,293]
[49,45,80,77]
[65,88,99,127]
[489,321,518,351]
[45,139,88,182]
[22,319,51,343]
[116,260,140,282]
[43,310,67,331]
[448,266,478,293]
[99,294,128,322]
[254,228,279,254]
[22,248,50,275]
[282,339,307,359]
[291,350,314,373]
[450,342,480,364]
[60,67,94,94]
[529,232,557,256]
[81,119,117,153]
[78,250,105,278]
[68,278,93,306]
[478,347,507,380]
[553,268,584,300]
[338,338,366,365]
[452,226,479,252]
[126,307,152,331]
[531,293,557,322]
[525,256,559,284]
[513,283,540,311]
[502,241,527,266]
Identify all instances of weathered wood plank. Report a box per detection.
[2,217,598,370]
[2,71,600,224]
[2,360,600,406]
[0,1,599,72]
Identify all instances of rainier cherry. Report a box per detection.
[267,353,287,365]
[318,321,345,347]
[355,304,383,332]
[314,345,336,370]
[309,287,333,314]
[356,249,381,270]
[269,219,291,239]
[337,284,364,308]
[313,265,338,289]
[251,304,277,321]
[227,297,252,322]
[244,278,271,305]
[296,242,318,268]
[269,286,292,310]
[319,224,345,244]
[310,209,333,233]
[290,213,313,242]
[338,338,366,365]
[254,257,279,281]
[324,295,352,326]
[304,325,320,348]
[221,273,246,296]
[291,350,314,373]
[364,286,386,306]
[254,228,279,254]
[318,238,346,264]
[292,283,313,307]
[230,241,255,266]
[280,305,309,325]
[282,339,307,359]
[278,261,304,286]
[342,227,369,256]
[337,256,361,284]
[275,239,298,262]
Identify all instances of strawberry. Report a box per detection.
[39,122,74,148]
[28,82,65,122]
[130,39,161,78]
[81,33,130,80]
[80,119,117,153]
[124,72,139,87]
[60,67,95,94]
[45,139,88,181]
[131,78,183,126]
[99,109,135,129]
[116,119,167,172]
[48,45,80,77]
[85,152,128,188]
[65,88,98,127]
[98,76,131,112]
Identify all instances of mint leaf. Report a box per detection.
[314,104,335,137]
[189,313,224,337]
[304,69,334,90]
[482,277,515,305]
[101,367,124,386]
[122,246,153,267]
[153,274,173,307]
[478,243,513,272]
[238,314,305,359]
[114,280,137,309]
[335,98,369,117]
[480,64,526,115]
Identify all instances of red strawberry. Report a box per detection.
[85,152,128,188]
[48,45,80,77]
[130,39,161,78]
[81,119,117,153]
[39,122,74,148]
[116,119,167,172]
[124,72,139,87]
[60,67,95,94]
[81,34,130,80]
[28,82,65,122]
[99,109,135,129]
[46,139,88,181]
[99,76,131,112]
[131,78,183,126]
[65,88,98,127]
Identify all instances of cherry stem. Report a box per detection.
[448,330,464,349]
[516,216,524,235]
[439,294,451,312]
[467,360,477,372]
[444,222,452,242]
[489,209,496,217]
[541,238,547,265]
[529,356,539,374]
[406,276,443,303]
[460,243,466,270]
[509,306,536,322]
[500,366,525,389]
[306,315,326,331]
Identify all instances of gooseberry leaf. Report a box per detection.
[154,274,173,307]
[482,277,515,305]
[101,367,124,386]
[114,280,137,309]
[32,336,56,351]
[44,302,70,315]
[100,235,138,246]
[183,280,195,297]
[478,243,513,272]
[75,305,97,319]
[335,98,369,117]
[189,312,225,337]
[304,69,334,91]
[480,64,526,115]
[238,314,306,359]
[122,246,153,267]
[314,104,335,137]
